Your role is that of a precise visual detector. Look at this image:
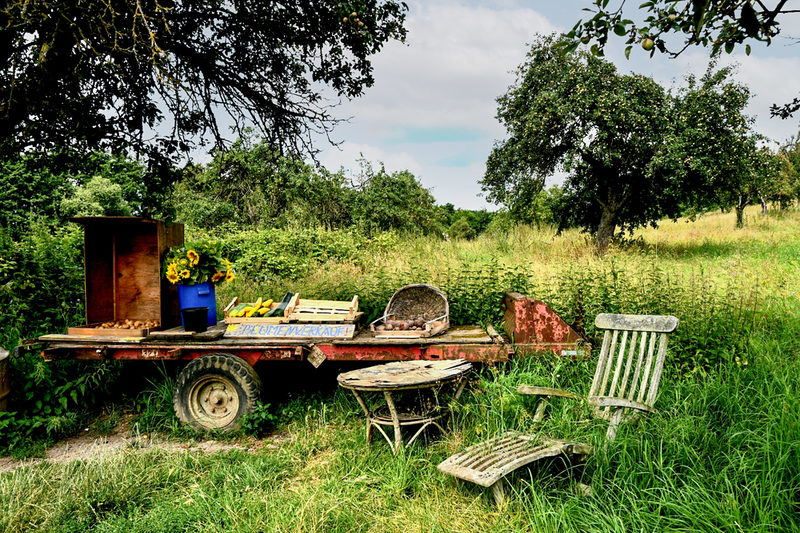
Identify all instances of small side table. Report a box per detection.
[337,359,472,454]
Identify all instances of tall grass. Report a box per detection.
[1,206,799,531]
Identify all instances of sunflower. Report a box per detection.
[180,269,191,279]
[187,250,200,266]
[225,270,236,282]
[167,262,178,275]
[211,271,224,282]
[180,259,188,266]
[166,271,180,284]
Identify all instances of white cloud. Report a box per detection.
[317,2,800,209]
[328,1,557,137]
[320,141,423,177]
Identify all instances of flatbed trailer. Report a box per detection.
[33,293,588,430]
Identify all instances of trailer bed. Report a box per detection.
[39,325,513,366]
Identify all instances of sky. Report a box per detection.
[315,1,800,210]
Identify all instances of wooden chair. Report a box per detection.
[437,313,679,504]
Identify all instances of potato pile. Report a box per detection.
[375,318,426,331]
[97,319,161,330]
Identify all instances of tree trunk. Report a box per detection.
[760,197,767,215]
[735,193,748,229]
[595,206,618,253]
[735,206,745,228]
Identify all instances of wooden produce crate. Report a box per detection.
[67,217,184,337]
[224,294,360,324]
[289,296,359,322]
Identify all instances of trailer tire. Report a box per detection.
[174,353,262,431]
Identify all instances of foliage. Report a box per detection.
[566,1,799,119]
[482,35,676,250]
[172,137,355,230]
[650,64,766,228]
[215,226,399,281]
[0,223,84,349]
[447,217,476,240]
[164,242,234,286]
[240,402,279,437]
[60,176,133,217]
[2,1,408,163]
[352,161,443,235]
[0,150,167,239]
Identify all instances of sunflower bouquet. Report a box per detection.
[163,241,235,285]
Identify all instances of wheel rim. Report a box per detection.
[187,375,240,429]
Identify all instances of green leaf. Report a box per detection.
[614,23,627,36]
[745,44,751,56]
[725,41,734,54]
[590,44,603,56]
[625,45,632,59]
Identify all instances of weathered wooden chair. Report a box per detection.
[437,313,679,503]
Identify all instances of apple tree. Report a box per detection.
[650,65,771,228]
[481,35,677,251]
[566,0,800,119]
[1,0,408,212]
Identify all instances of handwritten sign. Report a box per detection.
[225,323,356,339]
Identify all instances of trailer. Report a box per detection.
[33,292,588,430]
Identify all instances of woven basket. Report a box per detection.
[370,284,449,338]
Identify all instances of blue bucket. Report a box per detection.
[177,282,217,327]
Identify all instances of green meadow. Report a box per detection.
[2,206,799,532]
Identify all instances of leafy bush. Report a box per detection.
[214,227,400,280]
[240,402,279,436]
[60,176,133,217]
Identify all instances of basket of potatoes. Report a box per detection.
[370,284,449,338]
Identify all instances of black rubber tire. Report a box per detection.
[173,353,262,430]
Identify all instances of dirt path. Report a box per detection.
[0,418,279,473]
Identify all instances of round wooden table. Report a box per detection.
[337,359,472,454]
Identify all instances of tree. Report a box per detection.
[0,149,156,239]
[352,161,442,235]
[566,1,800,119]
[60,177,133,217]
[2,1,408,161]
[172,136,355,229]
[481,35,675,251]
[650,64,769,228]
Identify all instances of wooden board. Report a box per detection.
[224,322,356,339]
[147,324,225,341]
[38,333,146,343]
[67,325,150,337]
[337,359,472,390]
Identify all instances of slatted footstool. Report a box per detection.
[437,433,592,503]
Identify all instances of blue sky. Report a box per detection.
[317,1,800,209]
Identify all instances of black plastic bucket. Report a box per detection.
[181,307,209,333]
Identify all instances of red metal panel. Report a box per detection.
[43,345,304,367]
[502,292,588,357]
[313,343,511,363]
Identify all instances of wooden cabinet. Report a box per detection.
[71,217,184,329]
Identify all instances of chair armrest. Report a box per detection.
[589,396,656,414]
[517,385,578,399]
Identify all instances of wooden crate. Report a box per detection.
[68,217,184,336]
[224,294,360,325]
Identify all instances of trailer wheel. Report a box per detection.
[173,353,261,430]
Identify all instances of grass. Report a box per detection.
[2,206,800,532]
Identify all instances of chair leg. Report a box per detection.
[490,479,506,506]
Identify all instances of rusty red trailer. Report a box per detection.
[34,292,587,430]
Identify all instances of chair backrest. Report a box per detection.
[589,313,679,417]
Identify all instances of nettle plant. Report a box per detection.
[164,241,235,285]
